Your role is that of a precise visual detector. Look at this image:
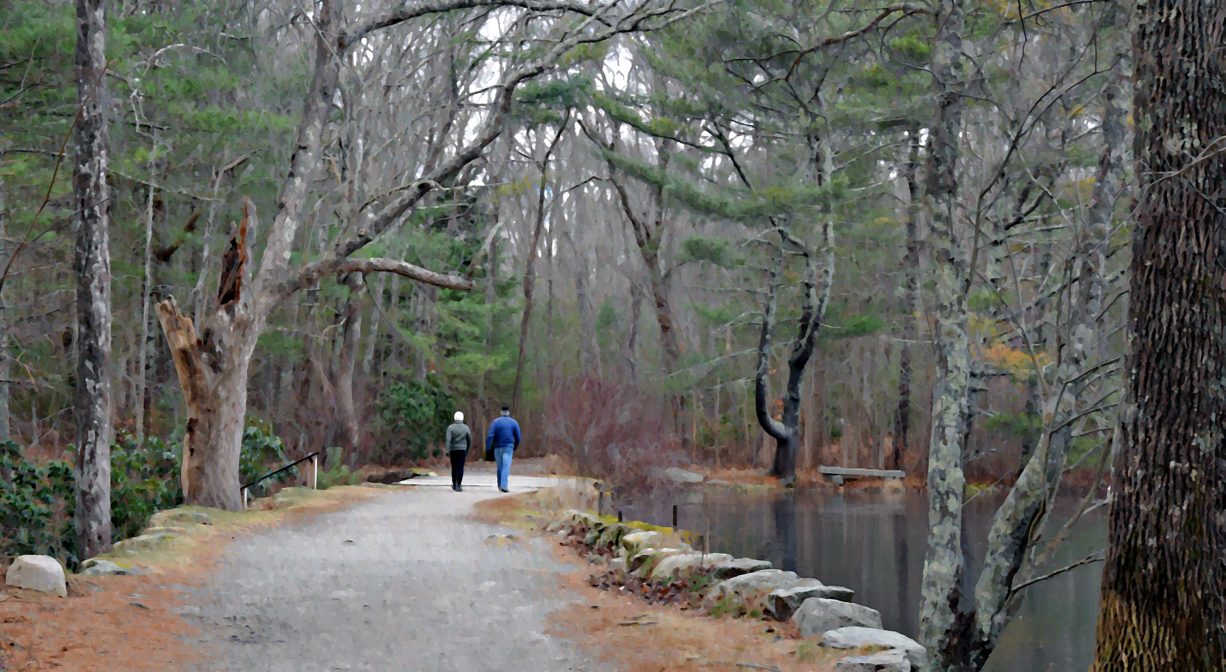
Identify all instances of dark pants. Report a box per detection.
[449,450,466,488]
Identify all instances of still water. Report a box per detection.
[620,487,1105,672]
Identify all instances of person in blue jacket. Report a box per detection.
[486,405,521,492]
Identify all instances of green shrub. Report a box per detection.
[317,446,364,489]
[239,422,294,493]
[2,422,297,567]
[376,374,455,461]
[0,441,76,566]
[110,433,183,540]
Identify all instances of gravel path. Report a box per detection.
[183,470,599,672]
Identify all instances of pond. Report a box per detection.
[619,486,1105,672]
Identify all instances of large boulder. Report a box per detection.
[140,526,187,537]
[79,559,134,577]
[793,598,882,637]
[711,557,773,580]
[594,523,631,549]
[834,649,911,672]
[820,627,927,669]
[364,468,417,484]
[564,510,603,530]
[148,508,212,527]
[708,569,820,613]
[767,584,856,621]
[5,555,67,597]
[110,531,178,555]
[629,547,690,577]
[660,467,704,484]
[650,552,733,580]
[621,530,666,556]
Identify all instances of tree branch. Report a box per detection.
[343,0,610,50]
[286,257,474,299]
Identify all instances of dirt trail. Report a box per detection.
[183,469,600,672]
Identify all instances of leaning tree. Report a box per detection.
[157,0,701,510]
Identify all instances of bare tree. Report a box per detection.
[73,0,114,559]
[156,0,701,510]
[512,113,570,410]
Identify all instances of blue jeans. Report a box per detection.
[493,446,513,490]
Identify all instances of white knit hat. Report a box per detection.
[454,411,464,422]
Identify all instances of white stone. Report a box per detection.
[650,552,733,580]
[621,530,665,555]
[821,627,927,669]
[79,559,132,576]
[629,547,690,576]
[834,649,911,672]
[793,598,882,638]
[5,555,67,597]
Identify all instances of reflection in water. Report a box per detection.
[620,488,1104,672]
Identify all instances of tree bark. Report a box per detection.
[135,137,158,442]
[334,273,364,454]
[916,0,973,667]
[1093,1,1226,668]
[72,0,114,560]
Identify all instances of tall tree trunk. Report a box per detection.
[917,0,973,667]
[135,138,158,442]
[511,120,567,410]
[564,230,599,378]
[73,0,114,559]
[1094,1,1226,668]
[627,280,642,380]
[893,127,922,470]
[334,273,364,454]
[158,297,255,509]
[0,186,10,442]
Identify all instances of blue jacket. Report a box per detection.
[487,416,522,451]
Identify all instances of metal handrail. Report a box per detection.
[240,450,320,509]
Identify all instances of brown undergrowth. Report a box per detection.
[474,488,841,672]
[0,485,386,671]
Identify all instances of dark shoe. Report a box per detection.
[457,485,464,492]
[499,487,509,493]
[451,485,458,491]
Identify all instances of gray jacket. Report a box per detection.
[445,422,472,452]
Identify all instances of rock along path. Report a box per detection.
[183,468,599,672]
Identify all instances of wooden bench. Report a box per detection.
[819,466,906,485]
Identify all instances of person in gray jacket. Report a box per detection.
[445,411,472,491]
